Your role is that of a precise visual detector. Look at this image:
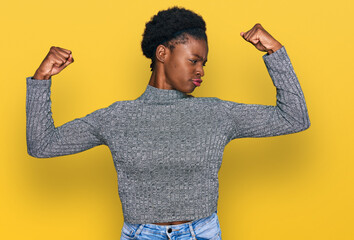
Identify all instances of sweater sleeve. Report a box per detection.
[26,77,107,158]
[218,46,310,140]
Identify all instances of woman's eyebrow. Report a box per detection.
[192,54,202,59]
[192,54,207,62]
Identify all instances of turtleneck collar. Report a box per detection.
[136,84,191,101]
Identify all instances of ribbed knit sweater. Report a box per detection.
[26,46,310,224]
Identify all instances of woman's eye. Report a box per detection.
[189,59,197,64]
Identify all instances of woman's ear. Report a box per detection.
[155,44,168,64]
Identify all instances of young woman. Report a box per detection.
[26,6,310,240]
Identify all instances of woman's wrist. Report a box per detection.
[33,70,51,80]
[267,42,283,55]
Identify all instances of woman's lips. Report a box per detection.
[192,79,202,87]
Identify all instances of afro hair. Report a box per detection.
[141,6,207,71]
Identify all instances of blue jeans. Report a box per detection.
[120,211,222,240]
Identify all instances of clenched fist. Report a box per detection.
[33,46,74,80]
[240,23,283,55]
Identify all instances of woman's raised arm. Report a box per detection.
[218,45,310,140]
[26,77,108,158]
[26,47,108,158]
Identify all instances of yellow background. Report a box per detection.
[1,0,353,239]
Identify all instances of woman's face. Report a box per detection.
[163,36,208,93]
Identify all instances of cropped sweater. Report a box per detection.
[26,46,310,224]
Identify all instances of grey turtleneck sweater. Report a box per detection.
[26,46,310,224]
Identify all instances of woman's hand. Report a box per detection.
[33,46,74,80]
[240,23,283,55]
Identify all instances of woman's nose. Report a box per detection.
[196,66,204,77]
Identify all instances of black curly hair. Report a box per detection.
[141,6,208,71]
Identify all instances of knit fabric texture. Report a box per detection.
[26,46,310,224]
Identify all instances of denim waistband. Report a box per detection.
[124,210,218,233]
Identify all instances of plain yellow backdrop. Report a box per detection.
[1,0,353,239]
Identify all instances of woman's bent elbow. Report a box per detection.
[303,121,311,131]
[295,120,311,133]
[27,143,50,158]
[27,147,46,158]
